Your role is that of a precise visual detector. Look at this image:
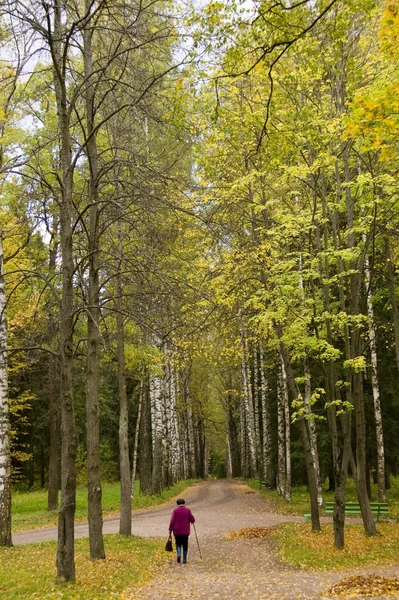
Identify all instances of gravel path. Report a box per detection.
[12,479,399,599]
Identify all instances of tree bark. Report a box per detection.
[83,9,105,559]
[131,379,143,500]
[0,233,12,547]
[138,375,152,494]
[52,1,78,578]
[278,335,320,531]
[364,244,386,502]
[282,357,292,502]
[47,227,60,512]
[303,354,322,506]
[116,255,131,535]
[240,328,257,477]
[276,355,286,497]
[386,237,399,374]
[260,349,273,487]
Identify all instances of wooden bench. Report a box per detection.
[324,501,389,522]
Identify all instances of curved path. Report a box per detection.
[12,479,399,599]
[13,479,298,545]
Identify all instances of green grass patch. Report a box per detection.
[0,534,166,599]
[247,477,399,519]
[271,522,399,570]
[12,479,198,532]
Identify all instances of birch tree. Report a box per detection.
[0,232,11,547]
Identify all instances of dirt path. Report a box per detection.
[12,479,399,599]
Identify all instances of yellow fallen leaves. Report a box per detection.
[224,526,274,540]
[326,574,399,597]
[272,522,399,570]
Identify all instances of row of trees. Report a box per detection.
[190,0,399,548]
[0,0,399,583]
[0,0,213,580]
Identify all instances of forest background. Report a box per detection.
[0,0,399,583]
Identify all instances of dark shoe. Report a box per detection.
[183,559,187,564]
[177,556,181,563]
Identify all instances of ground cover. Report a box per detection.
[0,535,167,599]
[271,522,399,570]
[11,479,198,531]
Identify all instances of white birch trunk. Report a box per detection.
[226,434,232,478]
[364,244,386,502]
[276,355,286,496]
[131,380,143,500]
[162,365,170,486]
[240,330,257,476]
[239,390,247,476]
[151,371,164,493]
[169,362,181,483]
[253,347,259,461]
[304,355,323,506]
[281,357,292,501]
[176,371,188,478]
[0,234,11,546]
[185,374,196,478]
[260,349,273,487]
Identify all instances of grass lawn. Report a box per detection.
[271,522,399,570]
[247,476,399,520]
[0,534,167,599]
[11,479,198,531]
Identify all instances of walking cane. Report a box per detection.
[193,522,202,559]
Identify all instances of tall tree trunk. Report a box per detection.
[151,371,164,494]
[314,190,349,548]
[162,365,171,487]
[252,346,260,464]
[364,243,386,502]
[83,10,105,559]
[386,237,399,374]
[240,328,257,477]
[0,233,11,547]
[52,1,78,577]
[304,354,322,506]
[276,355,286,497]
[341,140,377,536]
[260,349,273,487]
[138,376,152,494]
[131,379,142,501]
[278,336,320,531]
[184,372,196,478]
[168,362,180,483]
[47,356,60,511]
[282,357,292,502]
[116,255,131,535]
[47,229,60,511]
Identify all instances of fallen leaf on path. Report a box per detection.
[224,526,274,540]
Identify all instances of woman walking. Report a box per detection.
[169,498,195,564]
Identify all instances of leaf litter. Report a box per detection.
[224,526,275,540]
[326,574,399,597]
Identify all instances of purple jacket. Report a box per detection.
[169,505,195,536]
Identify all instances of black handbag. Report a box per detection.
[165,534,173,552]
